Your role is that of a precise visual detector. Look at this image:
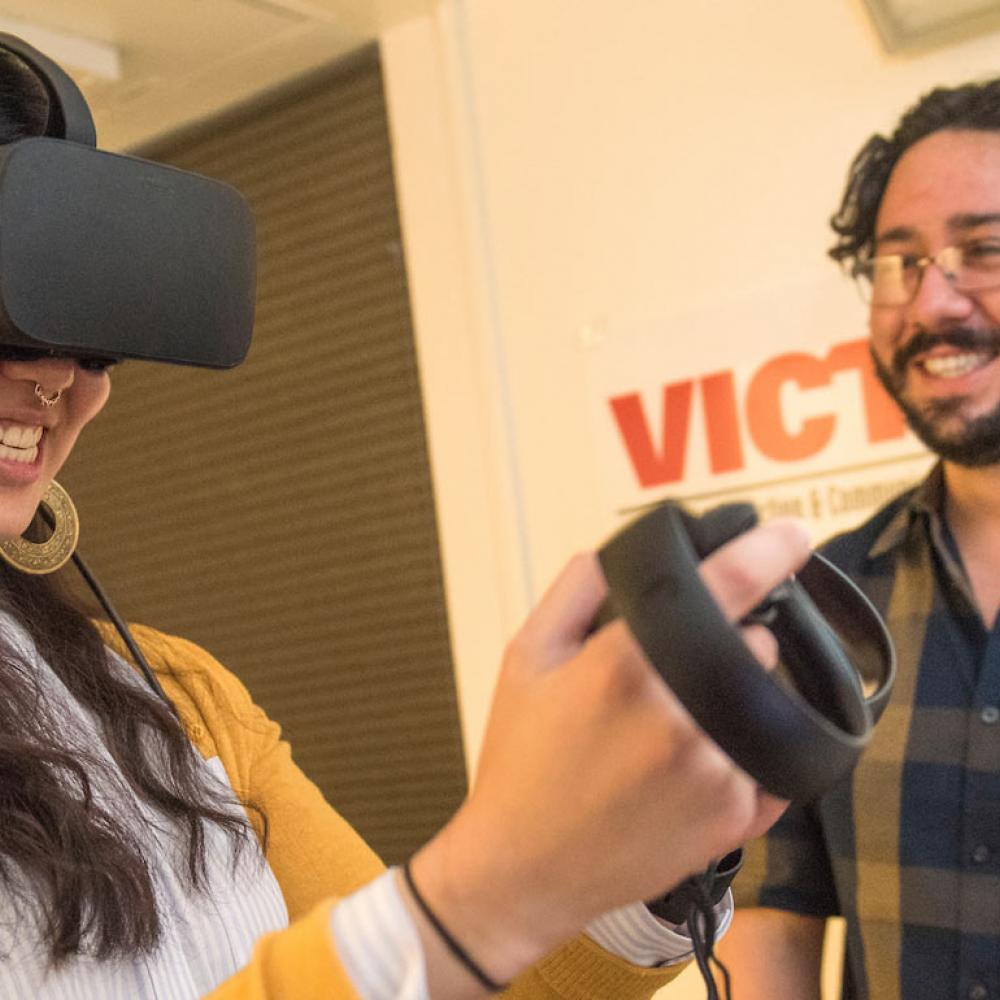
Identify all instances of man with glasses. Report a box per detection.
[717,81,1000,1000]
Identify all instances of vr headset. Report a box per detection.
[0,34,255,368]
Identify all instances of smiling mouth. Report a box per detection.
[918,351,997,379]
[0,423,42,464]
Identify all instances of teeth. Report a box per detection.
[0,424,42,449]
[921,352,992,378]
[0,444,37,464]
[0,424,43,462]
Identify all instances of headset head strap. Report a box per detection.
[0,33,96,146]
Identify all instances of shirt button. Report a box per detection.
[981,706,1000,724]
[972,845,991,865]
[969,985,988,1000]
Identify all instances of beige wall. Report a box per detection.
[380,3,1000,996]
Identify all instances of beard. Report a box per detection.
[871,328,1000,468]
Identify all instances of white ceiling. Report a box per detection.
[0,0,431,149]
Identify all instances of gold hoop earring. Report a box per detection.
[0,481,79,574]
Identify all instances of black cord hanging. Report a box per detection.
[683,867,733,1000]
[34,502,170,706]
[70,549,173,708]
[647,848,742,1000]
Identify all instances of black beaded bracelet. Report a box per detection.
[402,860,508,993]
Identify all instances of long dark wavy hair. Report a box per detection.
[0,49,264,963]
[829,78,1000,273]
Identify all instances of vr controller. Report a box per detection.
[597,500,895,803]
[0,34,255,368]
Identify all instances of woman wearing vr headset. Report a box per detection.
[0,39,810,1000]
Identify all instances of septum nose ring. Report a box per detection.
[34,383,62,408]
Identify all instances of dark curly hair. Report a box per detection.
[0,48,53,142]
[829,78,1000,273]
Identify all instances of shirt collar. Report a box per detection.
[868,461,944,560]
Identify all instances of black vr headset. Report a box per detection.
[0,34,255,368]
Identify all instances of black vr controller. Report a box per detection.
[0,34,255,368]
[597,501,895,803]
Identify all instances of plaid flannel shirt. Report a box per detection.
[734,463,1000,1000]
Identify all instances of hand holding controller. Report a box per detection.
[598,500,895,802]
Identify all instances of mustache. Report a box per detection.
[893,328,1000,377]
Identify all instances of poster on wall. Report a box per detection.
[585,272,933,543]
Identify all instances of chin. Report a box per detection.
[0,508,40,542]
[907,410,1000,467]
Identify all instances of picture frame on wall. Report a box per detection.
[862,0,1000,53]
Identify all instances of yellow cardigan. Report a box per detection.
[106,625,683,999]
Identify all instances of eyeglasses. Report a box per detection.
[854,240,1000,306]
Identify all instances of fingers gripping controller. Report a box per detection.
[597,501,895,803]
